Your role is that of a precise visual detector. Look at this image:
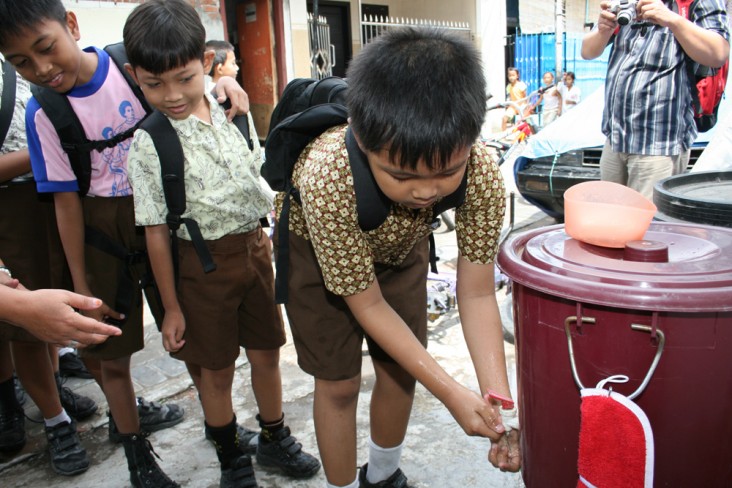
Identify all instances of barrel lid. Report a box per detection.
[497,222,732,312]
[654,171,732,227]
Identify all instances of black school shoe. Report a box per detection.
[109,397,184,443]
[255,425,320,478]
[359,463,412,488]
[44,420,90,476]
[0,406,26,453]
[205,422,259,455]
[220,454,260,488]
[55,374,98,421]
[119,432,180,488]
[59,352,94,379]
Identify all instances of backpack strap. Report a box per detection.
[104,42,152,114]
[346,127,392,231]
[0,60,17,148]
[30,84,96,196]
[220,96,254,151]
[139,111,216,280]
[84,226,147,320]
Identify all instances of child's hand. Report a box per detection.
[213,77,250,121]
[445,385,506,441]
[489,429,521,472]
[161,309,186,353]
[81,299,123,325]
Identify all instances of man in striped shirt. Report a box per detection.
[582,0,729,200]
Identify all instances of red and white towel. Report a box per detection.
[577,378,654,488]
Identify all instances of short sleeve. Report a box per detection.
[455,142,506,264]
[126,130,168,227]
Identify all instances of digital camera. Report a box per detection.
[609,0,638,26]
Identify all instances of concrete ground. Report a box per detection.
[0,145,554,487]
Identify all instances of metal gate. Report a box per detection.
[308,13,334,79]
[361,16,471,46]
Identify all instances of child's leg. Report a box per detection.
[366,359,416,483]
[0,339,25,453]
[313,375,361,486]
[245,348,282,422]
[199,363,235,426]
[99,355,138,434]
[11,341,63,418]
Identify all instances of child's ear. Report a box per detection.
[65,11,82,41]
[124,64,140,86]
[203,50,215,75]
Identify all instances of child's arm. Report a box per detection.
[144,224,186,352]
[53,191,123,323]
[211,76,249,121]
[456,255,521,472]
[0,149,30,182]
[343,282,506,441]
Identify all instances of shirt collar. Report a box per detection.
[168,92,228,138]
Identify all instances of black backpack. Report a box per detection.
[30,42,254,326]
[263,76,468,303]
[0,59,17,148]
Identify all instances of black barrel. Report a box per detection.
[654,171,732,228]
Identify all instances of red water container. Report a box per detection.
[497,222,732,488]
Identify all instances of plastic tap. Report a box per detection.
[485,390,520,431]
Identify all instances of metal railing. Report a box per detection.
[308,13,334,79]
[361,15,471,46]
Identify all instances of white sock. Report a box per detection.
[58,347,74,356]
[326,477,358,488]
[367,437,404,484]
[44,410,72,427]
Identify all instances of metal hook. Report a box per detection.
[565,317,665,400]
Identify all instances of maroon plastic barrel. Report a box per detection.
[497,222,732,488]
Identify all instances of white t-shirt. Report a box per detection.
[558,84,581,113]
[542,86,560,113]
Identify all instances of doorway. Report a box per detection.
[307,1,352,77]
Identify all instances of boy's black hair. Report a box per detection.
[0,0,68,48]
[205,40,235,76]
[123,0,205,75]
[346,27,486,171]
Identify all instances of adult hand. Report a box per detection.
[597,1,620,33]
[636,0,676,27]
[489,429,522,472]
[3,288,121,346]
[213,76,250,121]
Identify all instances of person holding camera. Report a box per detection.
[581,0,729,200]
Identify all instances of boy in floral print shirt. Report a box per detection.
[275,27,520,488]
[124,1,319,486]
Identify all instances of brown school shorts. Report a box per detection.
[78,196,145,361]
[283,233,429,381]
[0,182,70,342]
[173,228,286,370]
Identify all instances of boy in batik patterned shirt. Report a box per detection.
[275,27,520,488]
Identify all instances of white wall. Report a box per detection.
[63,0,224,48]
[477,0,507,134]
